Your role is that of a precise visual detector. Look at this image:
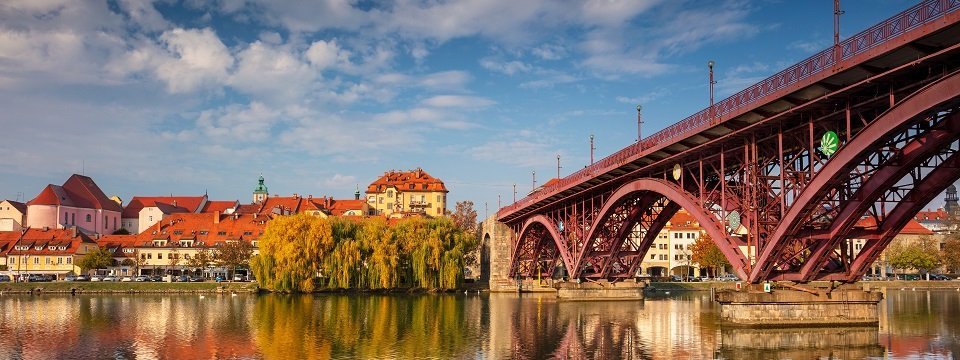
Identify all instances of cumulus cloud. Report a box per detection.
[420,95,495,108]
[479,58,532,75]
[229,41,316,103]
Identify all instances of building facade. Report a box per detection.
[366,168,448,217]
[0,227,98,279]
[121,195,208,234]
[25,174,123,235]
[0,200,26,232]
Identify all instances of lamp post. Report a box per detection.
[513,183,517,203]
[708,60,716,121]
[532,170,537,191]
[556,154,561,179]
[636,105,643,144]
[589,134,595,165]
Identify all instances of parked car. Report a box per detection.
[102,275,118,282]
[75,275,90,282]
[215,276,225,282]
[134,276,150,282]
[120,276,134,282]
[189,277,204,282]
[717,274,740,282]
[90,275,103,282]
[930,274,951,281]
[898,274,920,281]
[176,275,190,282]
[233,274,247,282]
[150,276,163,282]
[699,276,712,282]
[0,275,11,282]
[64,275,77,281]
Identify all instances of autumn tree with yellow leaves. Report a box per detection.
[251,213,477,292]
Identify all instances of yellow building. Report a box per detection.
[366,168,448,217]
[0,200,27,231]
[0,227,98,279]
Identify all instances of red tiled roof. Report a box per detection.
[855,217,934,235]
[122,196,207,218]
[668,210,700,230]
[328,199,367,216]
[249,196,324,216]
[97,235,141,258]
[366,168,448,193]
[62,174,122,212]
[234,204,261,214]
[200,200,239,213]
[27,175,121,212]
[2,200,27,214]
[0,228,95,256]
[914,208,950,222]
[136,213,267,246]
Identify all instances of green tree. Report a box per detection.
[888,236,940,277]
[690,233,729,277]
[215,241,255,280]
[76,247,114,273]
[187,248,213,276]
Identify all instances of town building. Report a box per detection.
[128,212,266,276]
[121,195,208,234]
[25,174,123,235]
[366,168,448,217]
[0,227,99,279]
[0,200,27,231]
[253,174,269,204]
[636,209,708,278]
[200,200,240,214]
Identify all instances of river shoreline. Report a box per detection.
[646,280,960,292]
[0,281,259,295]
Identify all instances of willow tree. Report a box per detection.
[251,213,334,292]
[359,217,399,289]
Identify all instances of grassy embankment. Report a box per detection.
[0,281,258,294]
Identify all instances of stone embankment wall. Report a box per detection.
[715,287,883,326]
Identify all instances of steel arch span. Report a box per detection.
[499,1,960,284]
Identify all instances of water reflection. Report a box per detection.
[0,289,956,359]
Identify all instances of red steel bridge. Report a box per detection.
[498,0,960,284]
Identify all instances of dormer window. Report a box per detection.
[123,248,134,254]
[243,231,253,236]
[179,240,193,247]
[58,246,67,251]
[173,230,183,235]
[199,230,209,235]
[35,245,43,251]
[217,231,226,236]
[48,246,56,251]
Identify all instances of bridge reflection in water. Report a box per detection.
[0,290,956,358]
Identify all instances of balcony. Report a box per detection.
[409,200,431,207]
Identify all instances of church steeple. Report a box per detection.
[253,174,269,204]
[946,184,959,216]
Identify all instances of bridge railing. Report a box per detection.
[498,0,960,219]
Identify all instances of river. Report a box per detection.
[0,288,957,359]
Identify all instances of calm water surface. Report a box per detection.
[0,288,958,359]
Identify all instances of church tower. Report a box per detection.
[253,174,269,204]
[946,184,959,216]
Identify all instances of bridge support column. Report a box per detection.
[482,216,521,292]
[555,280,645,300]
[714,285,882,326]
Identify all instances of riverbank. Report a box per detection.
[646,280,960,292]
[0,281,259,295]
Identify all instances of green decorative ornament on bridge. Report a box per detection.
[821,131,840,157]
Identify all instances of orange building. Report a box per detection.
[0,227,99,279]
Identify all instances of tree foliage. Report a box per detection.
[690,233,729,277]
[888,236,940,275]
[76,247,114,273]
[251,213,478,292]
[215,240,255,279]
[942,237,960,274]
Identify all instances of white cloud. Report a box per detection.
[480,58,532,75]
[229,41,316,103]
[152,28,234,93]
[420,95,495,108]
[321,173,357,188]
[116,0,170,32]
[305,39,351,70]
[194,102,282,142]
[531,44,566,60]
[469,139,560,168]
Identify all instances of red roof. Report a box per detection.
[668,209,700,230]
[914,208,950,222]
[854,217,934,235]
[366,168,448,193]
[122,196,207,218]
[0,227,95,256]
[27,174,121,212]
[328,199,367,216]
[97,235,141,258]
[200,200,239,214]
[137,213,267,246]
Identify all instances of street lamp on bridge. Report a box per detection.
[589,134,595,165]
[708,60,717,122]
[636,105,643,145]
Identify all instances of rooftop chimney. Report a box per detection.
[214,211,220,224]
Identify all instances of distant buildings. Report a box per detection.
[120,195,208,234]
[25,174,123,235]
[0,199,26,231]
[365,168,448,217]
[0,227,99,278]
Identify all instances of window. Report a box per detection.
[659,254,667,260]
[123,248,134,254]
[9,257,14,264]
[173,230,183,235]
[104,216,108,226]
[379,197,383,204]
[687,255,691,261]
[218,231,226,236]
[84,214,90,222]
[387,190,394,197]
[43,257,48,264]
[147,253,152,259]
[422,184,428,190]
[66,257,71,264]
[437,195,442,202]
[71,213,75,225]
[659,244,667,250]
[244,231,253,236]
[57,257,62,264]
[687,233,695,239]
[184,254,191,259]
[114,217,117,229]
[409,184,414,190]
[157,253,163,260]
[650,254,656,259]
[149,216,153,222]
[387,203,393,210]
[674,233,681,239]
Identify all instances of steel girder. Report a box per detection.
[509,215,571,278]
[570,179,750,280]
[750,70,960,282]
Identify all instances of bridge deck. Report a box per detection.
[498,0,960,224]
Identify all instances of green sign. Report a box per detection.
[821,131,840,157]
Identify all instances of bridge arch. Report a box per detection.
[509,214,573,278]
[752,70,960,282]
[573,178,751,280]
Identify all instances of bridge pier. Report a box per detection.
[715,284,883,327]
[555,280,645,300]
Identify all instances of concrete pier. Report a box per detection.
[715,285,883,326]
[555,280,645,300]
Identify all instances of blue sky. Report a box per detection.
[0,0,953,216]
